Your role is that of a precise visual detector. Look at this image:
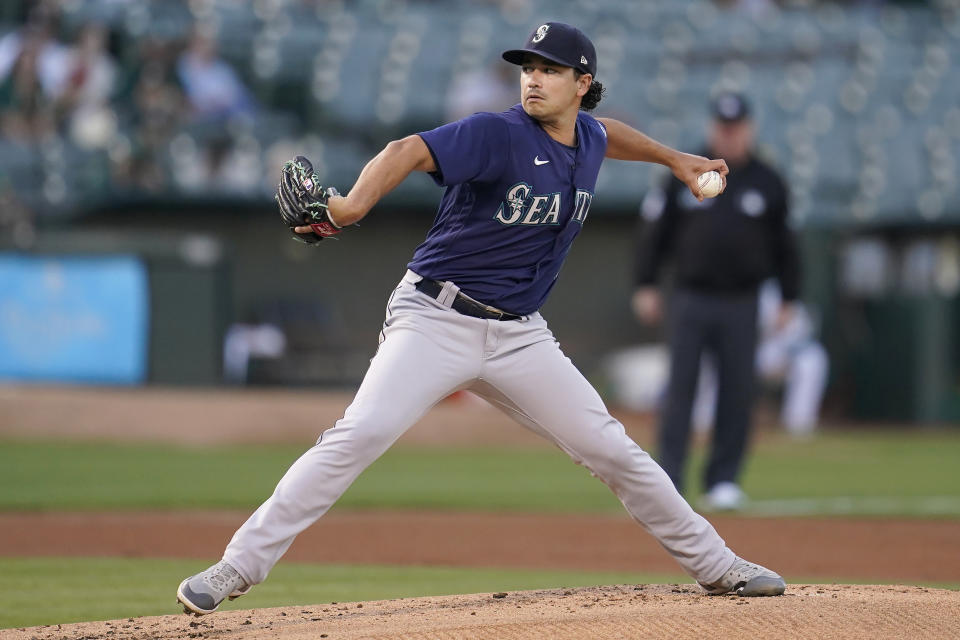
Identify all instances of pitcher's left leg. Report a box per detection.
[479,321,734,584]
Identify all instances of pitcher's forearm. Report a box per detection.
[329,135,435,226]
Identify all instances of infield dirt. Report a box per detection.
[2,584,958,640]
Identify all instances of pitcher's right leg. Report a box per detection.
[175,284,487,617]
[223,323,479,586]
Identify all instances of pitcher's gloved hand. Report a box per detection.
[275,155,341,244]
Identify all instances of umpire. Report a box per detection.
[632,92,800,510]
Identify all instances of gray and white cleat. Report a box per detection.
[177,560,250,615]
[699,556,786,597]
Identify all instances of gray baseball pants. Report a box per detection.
[223,271,735,586]
[659,288,759,493]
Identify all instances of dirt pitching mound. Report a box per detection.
[5,584,958,640]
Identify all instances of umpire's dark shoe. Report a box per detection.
[177,560,250,615]
[698,556,786,597]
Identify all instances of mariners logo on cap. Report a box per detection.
[532,24,549,42]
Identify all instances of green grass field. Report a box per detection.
[1,430,959,515]
[2,429,959,629]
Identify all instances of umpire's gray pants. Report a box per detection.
[658,288,759,493]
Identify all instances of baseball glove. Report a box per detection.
[275,155,342,244]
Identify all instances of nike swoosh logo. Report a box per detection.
[534,156,550,166]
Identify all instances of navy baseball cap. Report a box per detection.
[711,92,751,122]
[502,22,597,77]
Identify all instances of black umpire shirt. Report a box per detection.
[634,153,800,301]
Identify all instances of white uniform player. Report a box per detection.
[755,281,829,436]
[176,22,786,616]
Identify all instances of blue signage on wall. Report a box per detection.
[0,254,149,384]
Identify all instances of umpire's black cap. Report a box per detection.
[502,22,597,77]
[711,92,751,122]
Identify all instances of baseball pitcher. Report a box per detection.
[177,21,785,616]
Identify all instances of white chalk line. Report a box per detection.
[730,496,960,517]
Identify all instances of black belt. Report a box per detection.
[414,278,523,321]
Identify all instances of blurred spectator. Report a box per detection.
[0,28,53,141]
[0,7,69,96]
[176,28,255,121]
[207,136,264,196]
[223,322,286,384]
[0,18,68,142]
[107,36,185,192]
[445,60,516,121]
[0,0,948,228]
[55,24,118,149]
[0,177,36,249]
[169,132,261,194]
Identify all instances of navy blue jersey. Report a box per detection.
[408,104,607,315]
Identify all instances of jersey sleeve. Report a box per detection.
[417,112,510,186]
[588,115,609,151]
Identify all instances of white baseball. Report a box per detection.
[697,171,723,198]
